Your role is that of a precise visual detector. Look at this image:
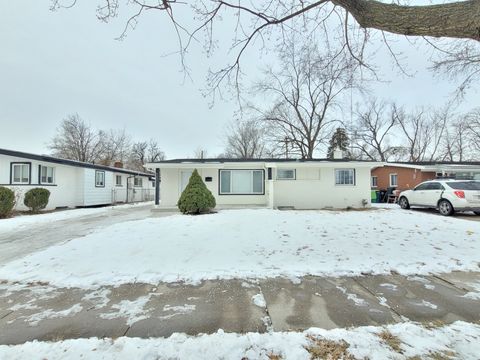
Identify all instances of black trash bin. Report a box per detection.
[379,190,387,203]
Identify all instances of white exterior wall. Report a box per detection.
[272,166,371,209]
[156,163,373,210]
[0,154,154,210]
[159,167,268,208]
[82,168,114,206]
[0,154,83,211]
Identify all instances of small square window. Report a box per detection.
[134,177,143,187]
[11,163,30,184]
[371,176,378,188]
[95,171,105,187]
[40,166,55,184]
[335,169,355,185]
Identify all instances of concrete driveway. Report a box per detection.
[0,204,174,265]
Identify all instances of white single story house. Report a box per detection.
[0,148,154,211]
[146,155,381,210]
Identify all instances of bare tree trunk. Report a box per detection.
[334,0,480,40]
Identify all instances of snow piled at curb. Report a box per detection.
[0,321,479,360]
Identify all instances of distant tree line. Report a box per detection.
[220,39,480,162]
[48,114,165,171]
[223,102,480,162]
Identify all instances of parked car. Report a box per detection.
[398,180,480,216]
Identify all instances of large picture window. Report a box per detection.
[11,163,30,184]
[219,170,264,195]
[335,169,355,185]
[95,170,105,187]
[40,166,55,184]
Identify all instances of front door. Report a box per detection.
[180,170,193,195]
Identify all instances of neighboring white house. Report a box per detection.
[0,148,154,211]
[146,156,381,210]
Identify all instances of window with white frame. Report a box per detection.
[11,163,30,184]
[115,175,122,186]
[335,169,355,185]
[219,169,264,194]
[277,169,296,180]
[371,176,378,188]
[95,171,105,187]
[134,177,143,187]
[389,173,398,187]
[40,166,55,184]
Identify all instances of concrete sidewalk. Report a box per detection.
[1,271,479,345]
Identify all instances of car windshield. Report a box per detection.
[446,181,480,190]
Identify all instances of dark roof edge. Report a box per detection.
[149,157,380,164]
[385,161,480,166]
[0,148,153,177]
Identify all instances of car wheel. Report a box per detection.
[399,196,410,209]
[474,211,480,216]
[438,199,454,216]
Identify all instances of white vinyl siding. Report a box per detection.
[390,173,398,187]
[95,170,105,187]
[335,169,355,185]
[277,169,296,180]
[12,163,30,184]
[219,169,264,195]
[40,166,55,184]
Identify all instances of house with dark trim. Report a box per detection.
[146,154,381,210]
[0,148,154,211]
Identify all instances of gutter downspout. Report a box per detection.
[155,168,160,206]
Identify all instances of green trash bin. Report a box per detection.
[371,190,377,203]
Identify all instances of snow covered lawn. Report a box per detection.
[0,321,479,360]
[0,202,153,233]
[0,208,479,288]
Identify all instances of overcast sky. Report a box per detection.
[0,1,478,159]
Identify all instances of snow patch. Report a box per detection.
[336,286,367,306]
[82,288,111,309]
[252,294,267,308]
[377,296,390,308]
[100,295,152,326]
[379,283,397,291]
[17,304,83,326]
[418,300,438,310]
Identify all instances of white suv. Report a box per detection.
[398,180,480,216]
